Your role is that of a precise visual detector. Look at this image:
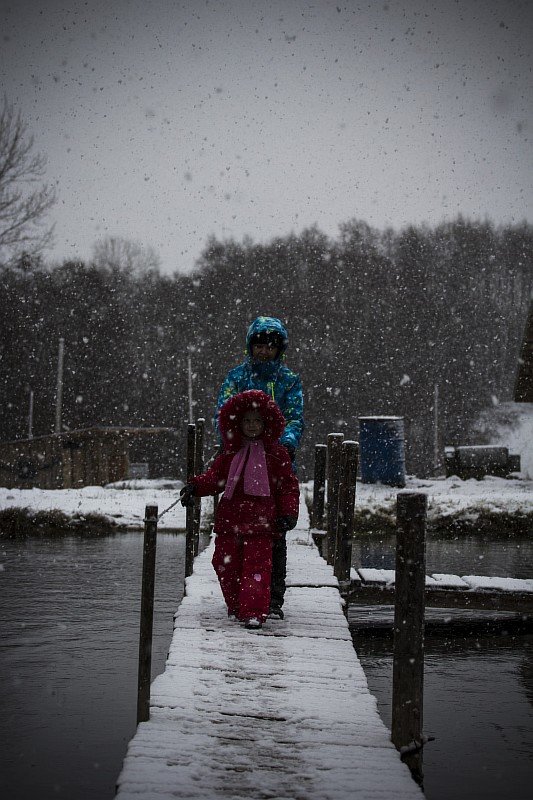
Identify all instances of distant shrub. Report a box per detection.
[0,507,123,538]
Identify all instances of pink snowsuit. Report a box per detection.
[190,390,299,622]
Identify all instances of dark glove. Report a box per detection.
[276,515,298,533]
[283,445,296,462]
[180,483,195,507]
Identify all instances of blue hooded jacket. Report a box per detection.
[215,316,304,451]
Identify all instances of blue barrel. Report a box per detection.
[359,416,406,487]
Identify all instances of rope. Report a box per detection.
[157,497,182,521]
[157,447,222,523]
[399,735,435,757]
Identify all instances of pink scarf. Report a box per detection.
[224,440,270,499]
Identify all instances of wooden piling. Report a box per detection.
[192,418,204,556]
[184,423,196,582]
[137,504,158,724]
[311,444,327,531]
[325,433,344,565]
[391,491,428,786]
[334,440,358,589]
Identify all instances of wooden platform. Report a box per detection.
[348,568,533,612]
[116,497,422,799]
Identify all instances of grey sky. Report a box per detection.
[1,0,531,273]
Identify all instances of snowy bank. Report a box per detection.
[0,474,531,536]
[0,481,198,533]
[304,474,533,536]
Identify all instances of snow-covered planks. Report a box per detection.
[116,496,422,800]
[348,567,533,612]
[354,568,533,593]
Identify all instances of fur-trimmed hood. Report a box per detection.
[218,390,285,450]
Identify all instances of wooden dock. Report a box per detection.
[116,496,422,799]
[348,568,533,613]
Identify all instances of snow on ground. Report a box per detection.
[356,474,532,520]
[0,481,194,530]
[305,474,532,525]
[0,474,531,532]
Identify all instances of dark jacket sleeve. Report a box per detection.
[190,454,228,497]
[271,445,300,518]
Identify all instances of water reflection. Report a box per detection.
[351,532,533,579]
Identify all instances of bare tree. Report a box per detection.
[0,98,56,261]
[92,235,161,274]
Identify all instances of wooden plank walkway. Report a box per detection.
[116,496,423,799]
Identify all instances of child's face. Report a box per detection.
[251,342,279,361]
[240,409,265,439]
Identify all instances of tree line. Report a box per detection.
[1,216,531,478]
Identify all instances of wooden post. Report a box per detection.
[334,440,358,590]
[137,504,158,724]
[312,444,327,530]
[192,418,204,556]
[187,354,194,423]
[28,389,34,439]
[184,423,196,583]
[54,337,64,434]
[391,491,427,786]
[326,433,343,565]
[433,383,440,475]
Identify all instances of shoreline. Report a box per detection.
[0,475,531,538]
[1,505,530,539]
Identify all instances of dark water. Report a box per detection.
[0,531,532,800]
[350,530,533,800]
[354,634,533,800]
[0,532,199,800]
[351,531,533,578]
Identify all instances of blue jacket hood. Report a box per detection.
[245,316,289,358]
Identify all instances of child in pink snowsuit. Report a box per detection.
[180,390,299,629]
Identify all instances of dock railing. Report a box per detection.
[311,433,359,594]
[136,417,206,725]
[310,434,428,783]
[184,418,205,582]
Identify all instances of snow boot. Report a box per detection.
[244,617,262,629]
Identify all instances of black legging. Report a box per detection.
[270,533,287,609]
